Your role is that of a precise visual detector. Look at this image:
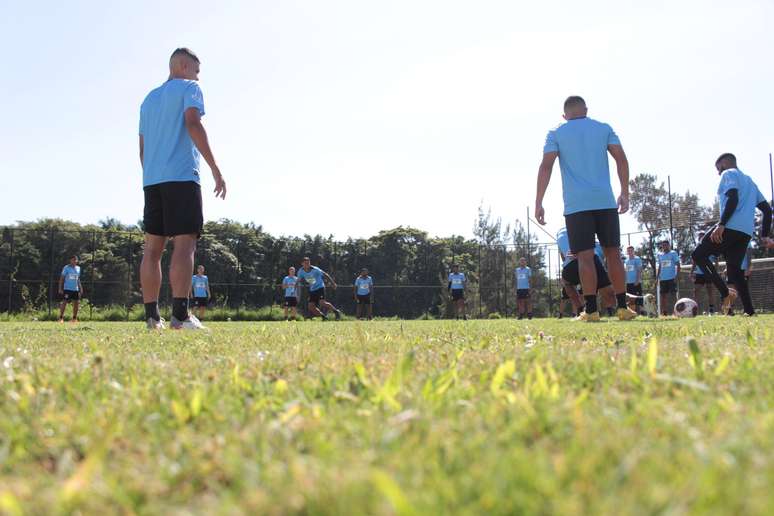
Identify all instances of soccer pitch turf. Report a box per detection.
[1,317,772,515]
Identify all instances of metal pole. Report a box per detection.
[477,244,482,318]
[526,206,531,262]
[48,228,55,316]
[90,231,96,320]
[547,246,553,316]
[667,175,674,245]
[502,244,507,317]
[7,230,14,312]
[769,152,773,203]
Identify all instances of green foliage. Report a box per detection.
[1,317,772,514]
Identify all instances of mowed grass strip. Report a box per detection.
[0,317,772,515]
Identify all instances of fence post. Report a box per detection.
[547,246,553,316]
[90,231,96,320]
[48,228,55,316]
[7,229,14,312]
[477,244,482,318]
[668,175,674,244]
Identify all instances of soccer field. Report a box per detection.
[1,318,772,515]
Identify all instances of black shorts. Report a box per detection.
[284,296,298,307]
[62,289,80,301]
[308,288,325,305]
[192,296,209,307]
[451,289,464,301]
[357,294,371,305]
[561,286,570,300]
[565,208,620,253]
[626,283,643,306]
[561,256,611,290]
[143,181,203,237]
[693,275,708,285]
[516,289,530,300]
[659,279,676,294]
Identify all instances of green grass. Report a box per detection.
[0,317,772,515]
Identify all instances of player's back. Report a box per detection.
[140,79,204,187]
[718,169,764,235]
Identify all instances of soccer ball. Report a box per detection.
[673,298,699,318]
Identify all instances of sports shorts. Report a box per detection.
[62,289,81,301]
[451,289,464,301]
[626,283,643,306]
[143,181,203,237]
[192,296,209,307]
[309,288,325,305]
[357,294,371,305]
[693,274,708,285]
[565,208,620,253]
[516,288,530,300]
[659,279,676,294]
[561,255,611,290]
[284,296,298,307]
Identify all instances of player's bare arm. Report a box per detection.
[58,275,64,294]
[535,152,558,225]
[608,144,629,214]
[323,271,337,289]
[184,108,226,199]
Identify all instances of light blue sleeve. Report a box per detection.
[61,266,68,277]
[718,171,739,195]
[184,82,205,116]
[607,124,621,146]
[543,130,558,153]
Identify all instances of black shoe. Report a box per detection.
[527,313,533,320]
[335,310,342,321]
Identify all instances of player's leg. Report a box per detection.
[308,299,324,318]
[566,211,599,318]
[284,302,289,320]
[199,302,206,320]
[141,234,168,323]
[706,284,715,314]
[320,299,341,319]
[724,233,753,315]
[596,209,634,319]
[526,292,532,319]
[692,229,733,312]
[356,300,362,319]
[367,302,373,320]
[58,297,67,322]
[169,234,197,322]
[71,299,79,321]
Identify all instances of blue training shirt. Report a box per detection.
[355,276,373,296]
[717,168,765,237]
[282,276,298,297]
[658,250,680,280]
[192,275,209,297]
[625,256,642,284]
[515,267,531,289]
[557,228,574,267]
[297,266,325,292]
[543,117,620,215]
[61,265,81,291]
[139,79,206,187]
[448,272,466,290]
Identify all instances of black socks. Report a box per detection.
[172,298,189,321]
[144,301,160,321]
[584,295,598,314]
[616,293,627,309]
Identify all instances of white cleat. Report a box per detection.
[170,314,208,330]
[146,317,166,330]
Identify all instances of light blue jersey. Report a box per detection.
[717,168,765,236]
[298,266,325,292]
[355,276,373,296]
[515,267,531,289]
[557,228,574,267]
[658,250,680,280]
[282,276,298,297]
[139,79,206,187]
[448,272,466,290]
[61,265,81,291]
[543,117,620,215]
[192,275,209,297]
[625,256,642,284]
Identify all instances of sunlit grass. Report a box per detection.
[1,317,772,514]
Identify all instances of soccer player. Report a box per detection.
[656,241,680,316]
[556,227,615,315]
[353,268,374,320]
[690,231,716,314]
[624,246,644,312]
[448,264,467,320]
[534,96,636,322]
[139,48,226,330]
[281,266,299,320]
[189,265,210,320]
[692,153,772,316]
[515,257,532,320]
[558,281,582,318]
[58,255,83,323]
[297,257,342,320]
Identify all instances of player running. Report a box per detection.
[448,264,467,320]
[515,257,532,320]
[690,231,716,314]
[139,48,226,330]
[281,267,299,320]
[189,265,210,320]
[692,153,772,316]
[535,96,637,322]
[297,257,342,320]
[656,241,680,316]
[624,246,644,313]
[58,255,83,323]
[353,268,374,320]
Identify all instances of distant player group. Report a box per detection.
[57,49,774,328]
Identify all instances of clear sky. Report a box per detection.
[2,0,772,242]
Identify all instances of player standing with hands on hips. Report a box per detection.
[692,153,771,316]
[534,96,637,321]
[353,268,374,320]
[139,48,226,330]
[515,257,532,320]
[448,264,467,320]
[58,255,83,323]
